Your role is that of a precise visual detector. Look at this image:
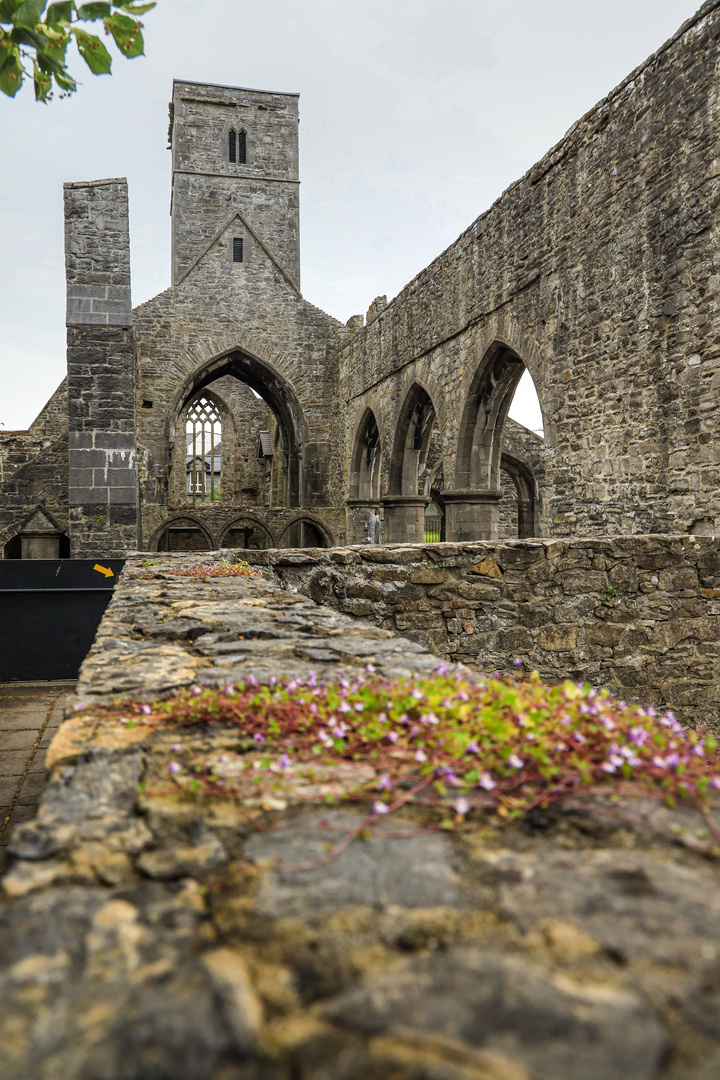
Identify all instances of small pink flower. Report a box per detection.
[415,749,428,762]
[386,731,398,743]
[478,772,495,791]
[454,797,470,816]
[254,732,265,743]
[168,761,182,775]
[412,689,424,701]
[376,774,393,791]
[354,702,364,712]
[141,704,152,715]
[508,754,523,770]
[372,801,390,815]
[192,686,202,696]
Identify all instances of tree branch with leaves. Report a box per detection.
[0,1,156,102]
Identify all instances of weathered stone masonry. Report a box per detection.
[339,0,720,542]
[3,555,720,1079]
[247,535,720,733]
[4,4,720,557]
[65,178,139,558]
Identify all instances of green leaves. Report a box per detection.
[71,24,110,72]
[45,1,72,22]
[10,0,46,28]
[0,42,23,95]
[103,10,142,57]
[0,0,155,99]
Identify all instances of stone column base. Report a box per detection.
[444,490,503,542]
[382,496,428,544]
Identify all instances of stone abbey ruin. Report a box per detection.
[4,1,720,560]
[4,5,720,1079]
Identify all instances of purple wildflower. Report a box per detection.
[454,797,470,816]
[376,774,393,791]
[478,772,495,791]
[168,761,182,775]
[254,732,266,743]
[508,754,523,770]
[372,801,390,815]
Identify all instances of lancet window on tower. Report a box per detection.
[186,396,222,503]
[228,128,246,164]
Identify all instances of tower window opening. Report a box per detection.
[237,130,246,164]
[186,396,222,503]
[233,237,244,263]
[229,129,236,163]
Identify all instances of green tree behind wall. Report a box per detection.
[0,1,156,102]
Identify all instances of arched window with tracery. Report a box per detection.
[186,395,222,503]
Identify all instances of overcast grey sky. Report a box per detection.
[0,0,701,431]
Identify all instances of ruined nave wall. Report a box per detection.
[340,1,720,538]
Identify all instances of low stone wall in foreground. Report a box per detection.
[2,553,720,1079]
[246,536,720,732]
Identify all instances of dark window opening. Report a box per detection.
[142,399,153,409]
[233,237,244,263]
[237,130,246,163]
[229,129,236,163]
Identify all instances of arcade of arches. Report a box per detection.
[152,347,544,553]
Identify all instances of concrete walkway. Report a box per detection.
[0,681,75,874]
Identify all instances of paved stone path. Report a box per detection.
[0,682,75,874]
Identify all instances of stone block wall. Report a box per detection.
[65,179,138,557]
[3,554,720,1078]
[245,535,720,731]
[338,1,720,539]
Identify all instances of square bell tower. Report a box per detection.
[169,80,300,290]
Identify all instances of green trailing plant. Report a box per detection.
[93,669,720,855]
[0,1,156,102]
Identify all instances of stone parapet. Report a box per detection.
[244,535,720,731]
[2,553,720,1077]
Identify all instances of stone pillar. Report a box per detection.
[444,490,503,542]
[65,178,138,558]
[382,496,427,544]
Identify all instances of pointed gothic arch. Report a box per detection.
[389,382,441,497]
[349,408,381,500]
[455,342,530,490]
[167,348,308,508]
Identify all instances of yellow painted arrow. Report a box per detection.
[93,564,114,578]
